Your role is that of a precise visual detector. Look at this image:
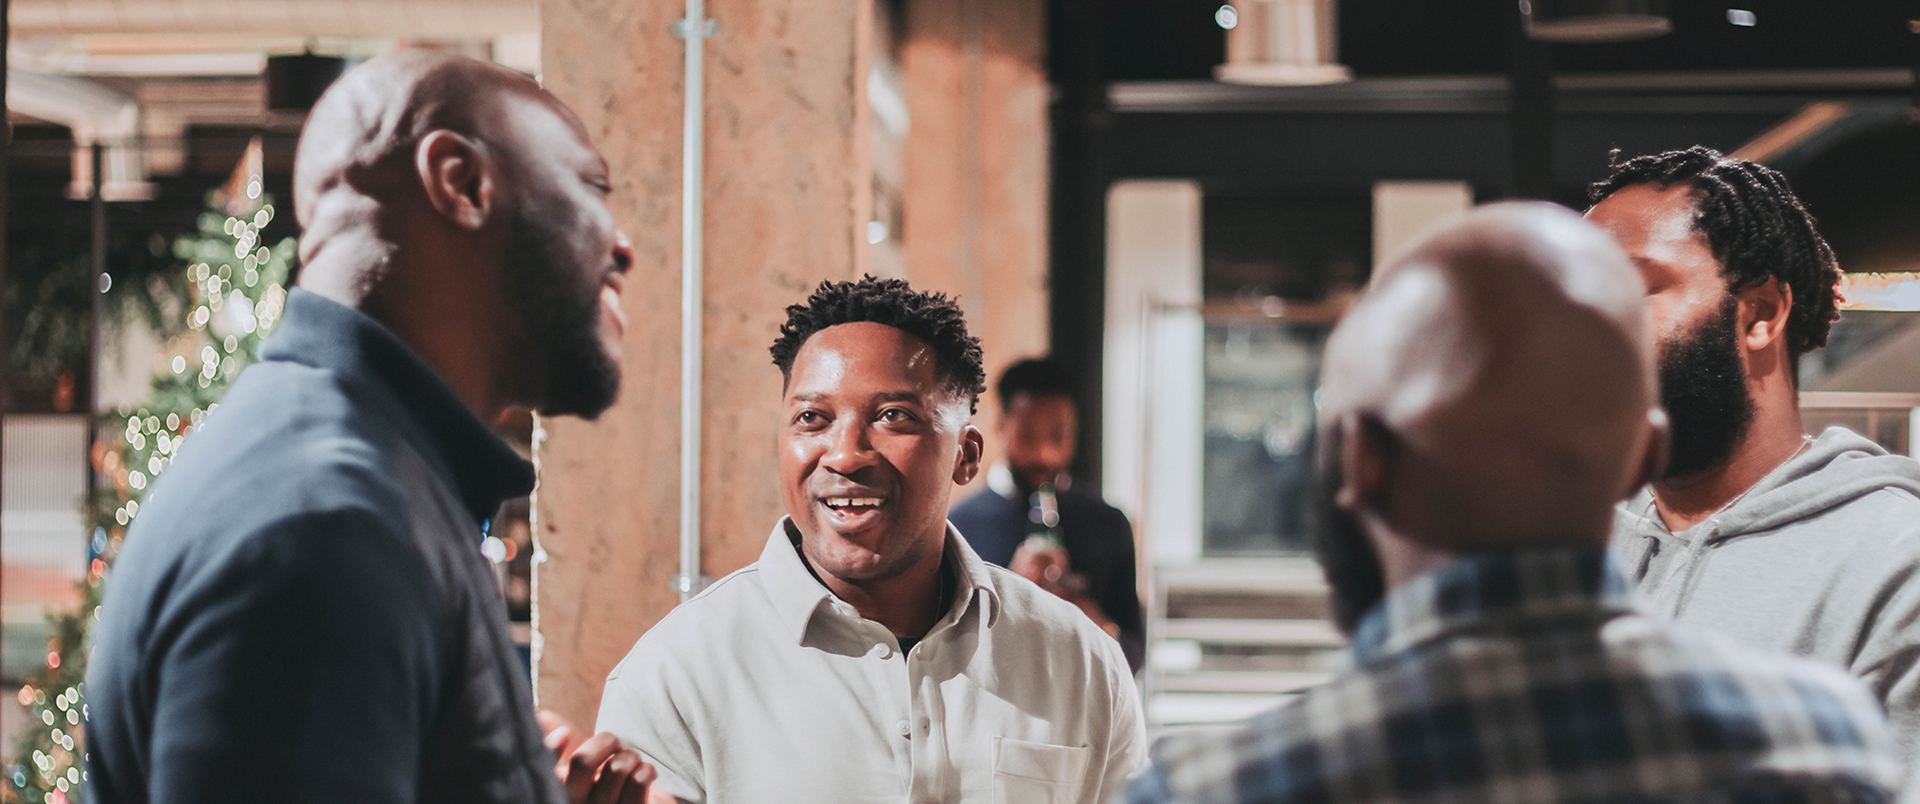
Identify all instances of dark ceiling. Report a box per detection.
[1089,1,1920,82]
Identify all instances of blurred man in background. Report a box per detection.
[1589,147,1920,757]
[948,358,1145,671]
[87,52,654,804]
[1129,203,1902,803]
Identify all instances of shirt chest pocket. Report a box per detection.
[992,737,1090,804]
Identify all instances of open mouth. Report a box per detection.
[820,496,887,524]
[599,270,628,337]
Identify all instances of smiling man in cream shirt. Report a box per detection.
[596,277,1145,804]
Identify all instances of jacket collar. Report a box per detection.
[258,289,536,524]
[1349,545,1635,665]
[758,517,1002,646]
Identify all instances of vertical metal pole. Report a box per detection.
[678,0,708,603]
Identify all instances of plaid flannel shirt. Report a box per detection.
[1127,547,1903,804]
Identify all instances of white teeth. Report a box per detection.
[824,497,884,509]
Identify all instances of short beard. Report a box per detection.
[1309,425,1386,635]
[501,204,621,419]
[1657,296,1754,480]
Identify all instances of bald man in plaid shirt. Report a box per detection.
[1127,204,1903,804]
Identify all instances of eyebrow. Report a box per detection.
[786,390,926,405]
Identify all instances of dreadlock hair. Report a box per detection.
[1589,146,1842,366]
[769,276,987,413]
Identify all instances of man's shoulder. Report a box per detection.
[614,563,774,666]
[108,361,425,618]
[982,564,1130,667]
[1138,617,1903,804]
[1616,612,1890,710]
[160,360,410,510]
[1603,613,1901,776]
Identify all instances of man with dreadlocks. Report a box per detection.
[594,276,1145,803]
[1589,146,1920,758]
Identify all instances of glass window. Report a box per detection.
[1200,194,1368,556]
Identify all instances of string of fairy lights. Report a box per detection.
[5,177,292,804]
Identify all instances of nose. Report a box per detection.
[819,419,879,477]
[611,230,634,274]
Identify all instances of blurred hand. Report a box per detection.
[1009,542,1070,588]
[538,709,658,804]
[1009,543,1120,638]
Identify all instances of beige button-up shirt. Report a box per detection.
[596,519,1146,804]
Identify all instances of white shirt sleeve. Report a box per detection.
[596,652,707,804]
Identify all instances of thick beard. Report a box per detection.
[1657,297,1754,480]
[502,204,622,419]
[1309,426,1386,635]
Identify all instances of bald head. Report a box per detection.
[286,49,633,420]
[1322,202,1664,556]
[294,50,574,226]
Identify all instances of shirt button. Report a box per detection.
[873,645,893,660]
[896,720,911,737]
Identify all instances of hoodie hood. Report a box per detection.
[1684,426,1920,541]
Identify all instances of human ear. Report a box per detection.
[952,424,985,486]
[415,130,494,231]
[1334,413,1393,515]
[1737,280,1793,353]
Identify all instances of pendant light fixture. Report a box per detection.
[1522,0,1673,43]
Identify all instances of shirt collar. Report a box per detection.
[757,517,1002,646]
[258,289,536,524]
[1348,545,1634,665]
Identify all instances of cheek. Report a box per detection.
[881,438,953,488]
[1648,286,1720,344]
[780,438,822,485]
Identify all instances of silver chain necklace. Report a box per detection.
[1643,433,1815,536]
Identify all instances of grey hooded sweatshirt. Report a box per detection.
[1613,426,1920,759]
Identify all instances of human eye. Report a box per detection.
[794,409,828,429]
[878,407,918,425]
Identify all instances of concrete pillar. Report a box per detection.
[902,0,1051,477]
[533,0,1047,727]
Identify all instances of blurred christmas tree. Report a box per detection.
[4,139,295,804]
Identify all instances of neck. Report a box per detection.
[298,233,513,424]
[1651,384,1806,533]
[809,532,950,640]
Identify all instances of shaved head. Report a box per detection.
[1314,202,1666,629]
[294,50,571,229]
[290,50,632,419]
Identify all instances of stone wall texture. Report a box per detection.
[534,0,1045,729]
